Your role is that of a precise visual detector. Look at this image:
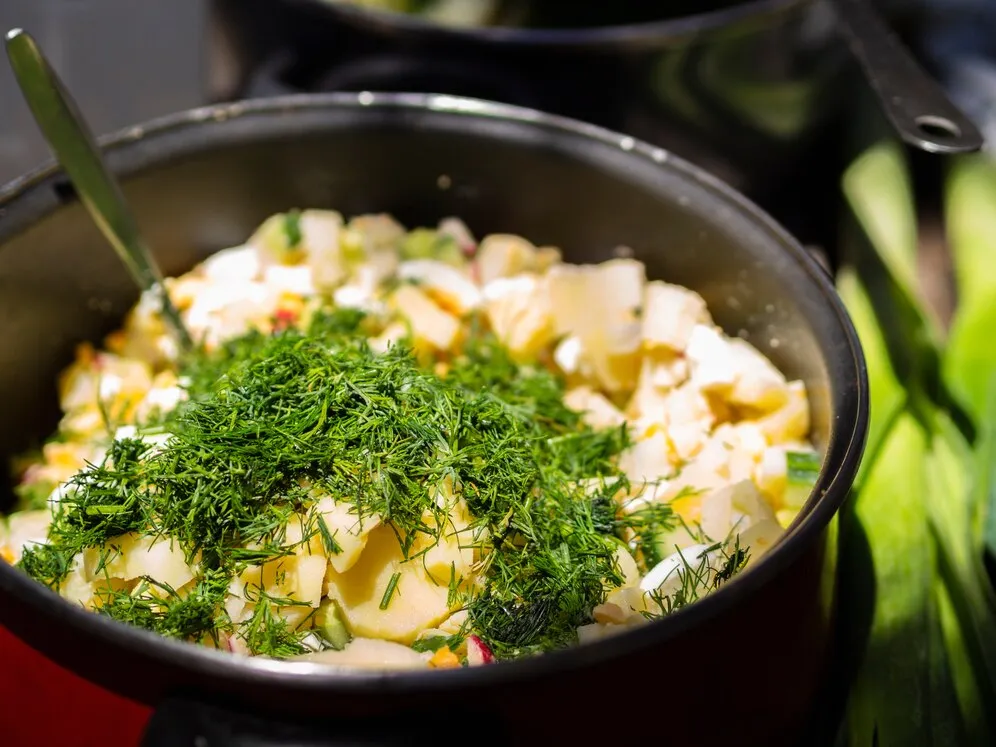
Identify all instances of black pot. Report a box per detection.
[222,0,902,247]
[0,93,868,747]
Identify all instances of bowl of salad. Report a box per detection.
[0,92,866,747]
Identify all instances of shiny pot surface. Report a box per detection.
[0,93,867,747]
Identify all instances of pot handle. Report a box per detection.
[140,695,508,747]
[829,0,984,154]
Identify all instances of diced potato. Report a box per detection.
[60,555,94,607]
[412,498,477,585]
[728,480,778,528]
[685,325,737,393]
[98,533,197,594]
[699,485,734,541]
[240,555,296,601]
[612,544,641,588]
[201,245,261,284]
[294,555,328,608]
[250,212,309,266]
[641,281,711,352]
[737,518,783,559]
[224,576,249,624]
[605,586,650,617]
[727,339,790,412]
[585,335,642,393]
[640,543,714,593]
[753,380,810,444]
[325,525,455,644]
[482,274,556,359]
[547,264,592,338]
[475,234,538,285]
[618,431,671,486]
[2,511,53,564]
[297,637,432,670]
[755,446,789,505]
[313,496,381,575]
[563,386,627,430]
[397,259,482,315]
[553,335,587,376]
[369,321,409,355]
[263,264,317,297]
[625,353,687,421]
[344,213,406,257]
[389,284,461,352]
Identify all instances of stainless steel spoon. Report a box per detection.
[830,0,985,154]
[5,28,194,351]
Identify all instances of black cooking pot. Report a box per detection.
[0,93,867,747]
[224,0,979,245]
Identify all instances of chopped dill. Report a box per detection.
[283,210,303,248]
[15,304,671,658]
[379,572,402,610]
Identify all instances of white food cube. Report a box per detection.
[263,264,317,297]
[618,430,672,486]
[389,284,461,352]
[641,281,711,352]
[640,543,714,593]
[754,380,811,444]
[563,386,628,430]
[201,245,261,284]
[685,324,738,393]
[99,533,197,594]
[475,234,538,285]
[597,259,646,334]
[727,339,790,411]
[755,447,789,503]
[304,211,349,290]
[553,335,586,376]
[737,518,783,559]
[369,322,410,355]
[397,259,482,315]
[2,511,52,564]
[625,354,688,422]
[483,274,555,359]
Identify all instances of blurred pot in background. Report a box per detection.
[218,0,918,246]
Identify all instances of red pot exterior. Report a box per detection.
[0,625,149,747]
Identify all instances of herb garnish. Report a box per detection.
[17,306,651,657]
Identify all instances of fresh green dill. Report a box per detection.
[315,514,343,556]
[283,210,303,248]
[17,305,639,658]
[379,571,402,610]
[238,594,309,658]
[96,569,232,645]
[411,633,465,654]
[641,536,752,619]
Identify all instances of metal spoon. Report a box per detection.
[830,0,985,154]
[5,28,194,351]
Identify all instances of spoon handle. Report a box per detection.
[830,0,984,154]
[5,28,193,351]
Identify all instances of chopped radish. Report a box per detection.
[273,308,298,331]
[466,635,495,666]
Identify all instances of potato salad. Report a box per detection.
[1,210,820,670]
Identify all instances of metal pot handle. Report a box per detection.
[140,695,507,747]
[829,0,984,154]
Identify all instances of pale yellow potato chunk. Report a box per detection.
[314,496,381,575]
[389,284,461,351]
[94,533,197,594]
[325,524,455,645]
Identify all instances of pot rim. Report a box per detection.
[289,0,809,49]
[0,91,868,698]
